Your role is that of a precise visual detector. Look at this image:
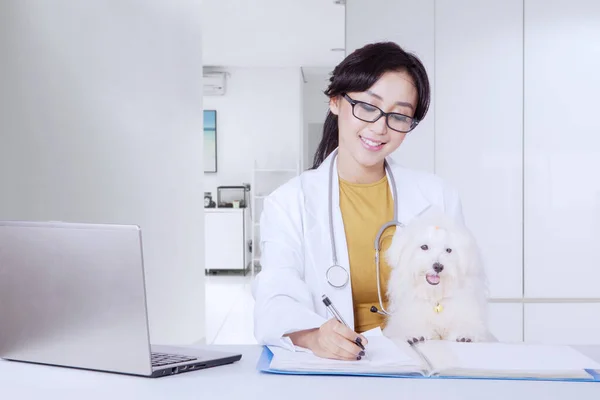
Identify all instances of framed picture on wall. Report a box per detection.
[204,110,217,173]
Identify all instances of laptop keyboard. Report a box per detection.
[151,352,198,367]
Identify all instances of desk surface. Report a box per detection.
[1,345,600,400]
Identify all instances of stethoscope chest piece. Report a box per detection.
[326,264,349,288]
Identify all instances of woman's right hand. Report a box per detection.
[287,319,368,360]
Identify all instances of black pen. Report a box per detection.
[321,295,366,353]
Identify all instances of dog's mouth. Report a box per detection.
[426,273,440,286]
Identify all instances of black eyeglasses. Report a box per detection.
[342,93,419,133]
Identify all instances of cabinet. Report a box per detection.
[435,0,600,344]
[523,0,600,299]
[488,303,524,343]
[204,208,251,273]
[524,304,600,345]
[435,0,524,300]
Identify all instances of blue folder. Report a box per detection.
[257,346,600,383]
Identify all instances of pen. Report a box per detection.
[321,295,366,353]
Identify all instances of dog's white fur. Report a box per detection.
[382,209,492,343]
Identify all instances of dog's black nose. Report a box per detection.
[433,262,444,273]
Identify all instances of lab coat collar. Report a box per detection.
[307,148,432,226]
[303,148,432,330]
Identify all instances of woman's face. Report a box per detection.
[329,70,418,169]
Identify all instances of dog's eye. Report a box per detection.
[446,248,452,253]
[420,245,429,250]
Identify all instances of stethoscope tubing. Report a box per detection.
[326,149,404,316]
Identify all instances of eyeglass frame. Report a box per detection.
[341,93,420,133]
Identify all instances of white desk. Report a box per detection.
[1,345,600,400]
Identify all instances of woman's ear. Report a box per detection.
[329,96,340,116]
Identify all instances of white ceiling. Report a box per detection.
[202,0,346,68]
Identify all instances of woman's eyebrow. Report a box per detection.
[367,90,415,110]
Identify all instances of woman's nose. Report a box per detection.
[370,114,388,135]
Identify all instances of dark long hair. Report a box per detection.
[311,42,431,169]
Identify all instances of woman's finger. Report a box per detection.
[332,333,365,359]
[331,320,369,348]
[320,333,356,360]
[323,332,362,360]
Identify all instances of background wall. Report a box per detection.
[0,0,205,345]
[301,69,330,170]
[346,0,600,344]
[203,67,302,197]
[345,0,435,173]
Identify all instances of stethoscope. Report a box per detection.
[325,149,404,316]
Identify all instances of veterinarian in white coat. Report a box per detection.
[252,42,465,361]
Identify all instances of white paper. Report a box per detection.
[362,326,384,338]
[268,330,419,374]
[443,341,600,372]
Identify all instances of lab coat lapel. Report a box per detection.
[385,158,432,226]
[303,150,355,329]
[327,154,355,327]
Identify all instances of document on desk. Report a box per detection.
[268,327,426,375]
[416,340,600,380]
[262,328,600,381]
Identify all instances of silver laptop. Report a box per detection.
[0,221,241,377]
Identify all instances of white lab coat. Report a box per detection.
[252,150,465,350]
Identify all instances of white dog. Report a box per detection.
[382,210,492,344]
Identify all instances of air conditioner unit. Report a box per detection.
[203,72,226,96]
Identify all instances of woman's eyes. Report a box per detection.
[356,102,411,121]
[390,114,409,122]
[357,102,378,112]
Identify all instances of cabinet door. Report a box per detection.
[524,304,600,345]
[435,0,524,299]
[488,303,523,343]
[524,0,600,298]
[205,212,244,270]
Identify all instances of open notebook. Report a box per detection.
[259,328,600,381]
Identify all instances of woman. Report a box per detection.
[252,42,465,361]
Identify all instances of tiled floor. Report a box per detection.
[205,272,258,345]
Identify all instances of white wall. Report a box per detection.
[302,73,330,170]
[346,0,435,173]
[203,67,302,197]
[0,0,205,345]
[305,123,324,170]
[202,0,345,67]
[346,0,600,344]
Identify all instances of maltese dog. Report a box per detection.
[382,210,492,344]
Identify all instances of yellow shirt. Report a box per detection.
[339,175,396,333]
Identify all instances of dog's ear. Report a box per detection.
[384,224,409,270]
